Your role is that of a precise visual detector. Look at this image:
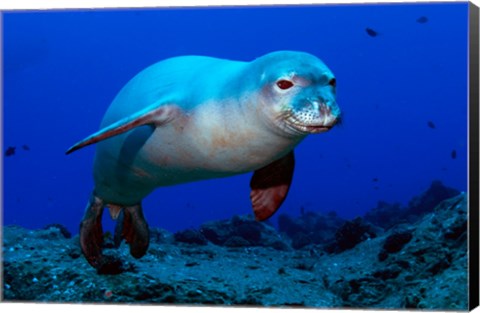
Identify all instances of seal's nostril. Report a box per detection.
[319,103,331,116]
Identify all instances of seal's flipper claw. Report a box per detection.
[250,151,295,221]
[108,204,123,220]
[66,102,177,154]
[122,204,150,258]
[80,194,105,268]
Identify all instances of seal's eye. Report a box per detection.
[329,78,336,87]
[276,80,294,90]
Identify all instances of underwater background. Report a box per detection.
[3,3,469,236]
[2,2,474,309]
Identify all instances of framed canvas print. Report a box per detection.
[1,0,479,311]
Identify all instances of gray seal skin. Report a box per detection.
[67,51,340,270]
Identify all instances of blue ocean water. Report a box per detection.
[3,3,469,235]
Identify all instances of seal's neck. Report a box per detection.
[238,91,307,159]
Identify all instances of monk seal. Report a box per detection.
[67,50,340,269]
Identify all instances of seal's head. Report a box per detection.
[251,51,341,137]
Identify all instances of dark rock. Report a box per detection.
[332,277,388,306]
[278,214,305,237]
[364,181,461,229]
[200,214,288,250]
[284,302,305,307]
[293,260,316,271]
[1,192,468,309]
[427,255,452,275]
[149,227,174,244]
[185,261,199,267]
[200,220,232,245]
[405,295,422,308]
[291,233,313,249]
[224,236,251,247]
[378,250,388,261]
[278,210,346,248]
[96,254,135,275]
[233,219,262,244]
[67,247,81,259]
[444,219,467,240]
[382,231,413,253]
[372,267,401,280]
[174,229,208,245]
[132,282,175,301]
[395,260,411,269]
[42,223,72,239]
[268,240,291,251]
[148,248,168,258]
[364,201,405,229]
[406,180,460,217]
[323,241,337,254]
[334,217,377,253]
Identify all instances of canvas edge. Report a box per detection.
[0,1,476,311]
[0,10,5,304]
[469,1,480,311]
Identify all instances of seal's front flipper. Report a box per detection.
[66,102,177,154]
[118,204,150,258]
[250,151,295,221]
[80,194,105,268]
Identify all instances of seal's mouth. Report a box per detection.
[271,99,340,136]
[285,109,339,134]
[282,99,340,135]
[305,125,333,133]
[287,121,335,134]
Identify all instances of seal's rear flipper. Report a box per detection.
[65,102,177,154]
[116,203,150,258]
[80,194,105,268]
[250,151,295,221]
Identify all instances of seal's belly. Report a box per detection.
[94,119,285,204]
[93,103,299,204]
[136,119,283,185]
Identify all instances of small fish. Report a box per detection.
[451,149,457,159]
[22,144,30,151]
[416,16,428,24]
[372,177,379,182]
[365,28,379,37]
[427,121,436,129]
[5,146,16,157]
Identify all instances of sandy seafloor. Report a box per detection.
[1,181,469,310]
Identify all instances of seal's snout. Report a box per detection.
[319,102,341,128]
[308,98,340,126]
[285,97,340,134]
